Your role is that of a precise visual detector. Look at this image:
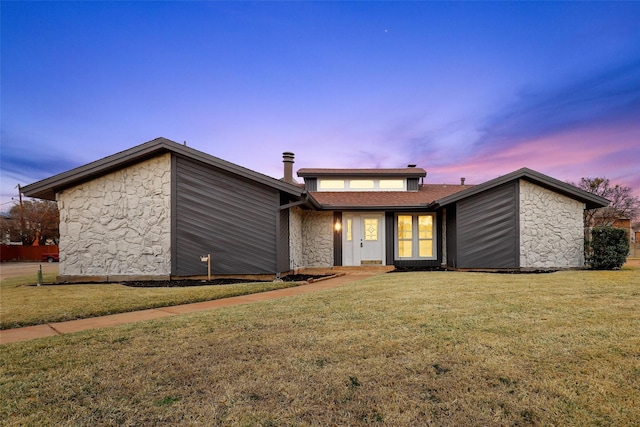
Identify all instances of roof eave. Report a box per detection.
[22,137,306,200]
[297,170,427,178]
[313,204,432,211]
[21,138,174,200]
[432,168,610,209]
[168,143,304,197]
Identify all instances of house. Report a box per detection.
[21,137,609,282]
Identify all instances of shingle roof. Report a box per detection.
[309,184,471,210]
[298,168,426,178]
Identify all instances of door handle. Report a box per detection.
[360,240,363,248]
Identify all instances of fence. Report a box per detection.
[0,245,59,262]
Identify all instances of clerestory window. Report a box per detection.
[316,178,407,191]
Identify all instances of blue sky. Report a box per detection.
[2,1,639,209]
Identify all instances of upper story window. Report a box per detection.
[350,179,375,189]
[319,180,345,190]
[317,178,407,192]
[379,179,404,189]
[299,167,425,192]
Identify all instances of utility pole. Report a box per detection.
[16,184,25,244]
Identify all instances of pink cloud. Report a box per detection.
[426,123,640,199]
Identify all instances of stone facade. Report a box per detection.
[300,210,334,268]
[57,154,172,278]
[519,180,585,268]
[288,207,304,270]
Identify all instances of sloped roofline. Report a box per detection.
[431,167,609,210]
[297,168,427,178]
[21,137,305,201]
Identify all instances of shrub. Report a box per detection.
[589,226,629,270]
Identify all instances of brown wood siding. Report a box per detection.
[0,245,59,262]
[174,156,280,275]
[456,181,519,269]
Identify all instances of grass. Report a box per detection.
[0,274,302,329]
[1,268,639,426]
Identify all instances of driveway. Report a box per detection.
[0,262,59,281]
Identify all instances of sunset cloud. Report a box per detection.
[476,59,640,149]
[2,2,639,207]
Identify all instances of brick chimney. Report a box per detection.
[283,152,295,184]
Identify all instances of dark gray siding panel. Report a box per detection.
[446,206,458,268]
[456,182,518,269]
[407,178,419,191]
[305,178,317,192]
[277,209,290,273]
[385,212,394,265]
[333,212,342,266]
[174,156,280,276]
[171,155,179,275]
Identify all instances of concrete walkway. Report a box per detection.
[0,273,374,345]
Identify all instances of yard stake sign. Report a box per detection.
[200,254,211,281]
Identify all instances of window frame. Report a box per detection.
[394,213,436,260]
[319,179,346,190]
[316,178,407,192]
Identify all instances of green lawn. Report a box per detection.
[1,268,638,426]
[0,274,302,329]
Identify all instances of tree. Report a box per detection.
[4,200,59,245]
[572,177,640,228]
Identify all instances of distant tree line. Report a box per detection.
[572,177,639,269]
[572,177,640,229]
[1,200,59,245]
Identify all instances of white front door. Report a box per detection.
[342,213,384,266]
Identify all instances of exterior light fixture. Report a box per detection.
[334,218,342,232]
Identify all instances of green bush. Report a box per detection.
[589,226,629,270]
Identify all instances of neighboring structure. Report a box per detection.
[22,137,609,282]
[632,224,640,258]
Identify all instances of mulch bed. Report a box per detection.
[122,274,330,288]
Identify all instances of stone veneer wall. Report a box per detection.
[519,180,585,268]
[300,210,334,268]
[288,207,304,270]
[57,154,172,279]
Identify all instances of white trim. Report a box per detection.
[317,178,407,192]
[394,213,437,261]
[341,212,386,266]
